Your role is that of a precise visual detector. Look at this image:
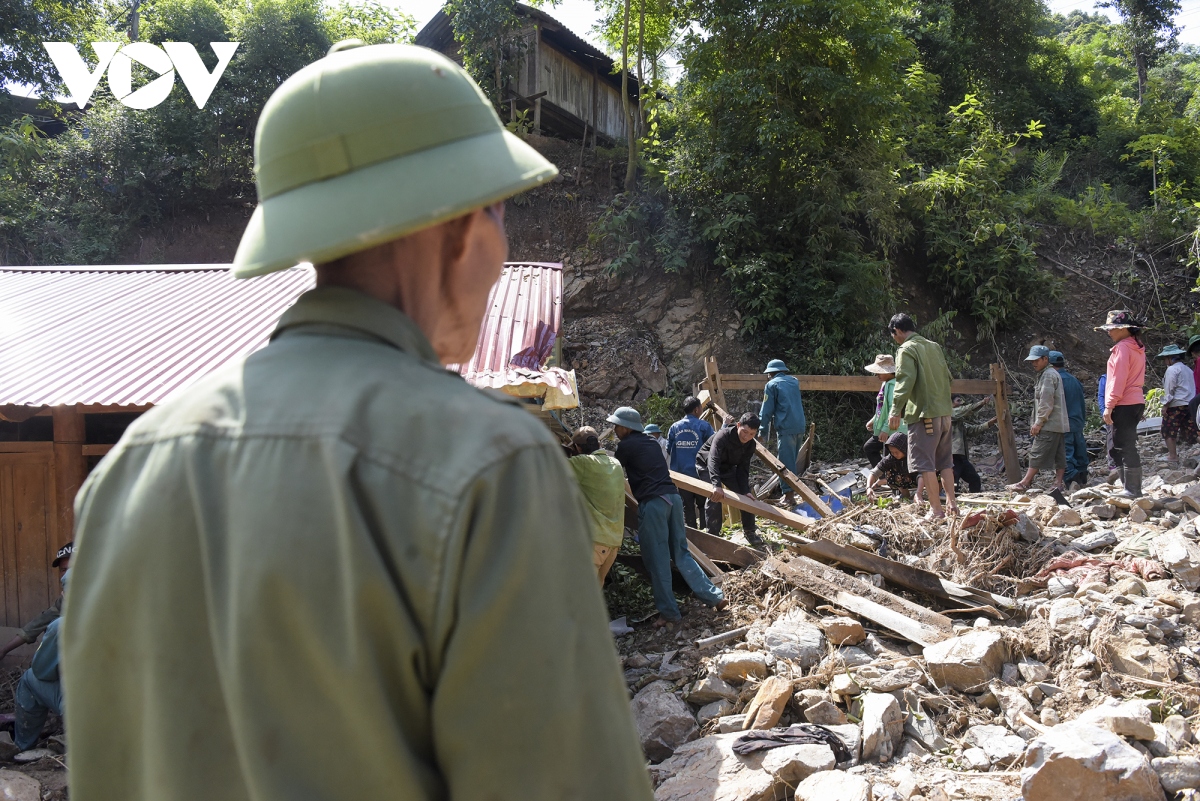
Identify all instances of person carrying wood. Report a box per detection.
[697,412,765,549]
[62,42,654,801]
[760,359,806,507]
[609,407,727,627]
[567,426,626,584]
[1007,345,1070,494]
[667,396,716,529]
[886,313,958,520]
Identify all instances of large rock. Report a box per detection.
[763,612,825,668]
[819,616,866,646]
[966,724,1027,766]
[826,723,862,765]
[1153,530,1200,590]
[760,743,836,785]
[923,630,1011,691]
[861,692,905,763]
[1108,633,1178,682]
[742,675,792,730]
[795,770,872,801]
[689,672,740,704]
[1152,755,1200,793]
[0,771,41,801]
[714,651,770,683]
[651,733,788,801]
[631,681,699,763]
[1021,723,1165,801]
[1076,699,1156,741]
[1049,598,1086,632]
[698,699,735,724]
[803,700,848,726]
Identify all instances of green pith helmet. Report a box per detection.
[232,42,558,279]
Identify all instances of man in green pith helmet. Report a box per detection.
[63,41,654,801]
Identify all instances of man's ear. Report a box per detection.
[438,210,479,276]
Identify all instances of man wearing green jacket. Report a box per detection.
[567,426,626,583]
[887,313,957,519]
[63,43,653,801]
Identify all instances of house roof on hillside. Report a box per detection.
[415,2,633,94]
[0,262,575,410]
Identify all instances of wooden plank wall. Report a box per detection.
[0,448,58,628]
[517,37,629,142]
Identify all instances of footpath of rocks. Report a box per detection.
[620,445,1200,801]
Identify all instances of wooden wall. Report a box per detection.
[514,29,630,143]
[0,445,59,628]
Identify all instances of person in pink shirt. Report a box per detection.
[1096,310,1147,497]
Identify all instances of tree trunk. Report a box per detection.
[1136,49,1147,105]
[636,0,646,138]
[495,36,503,108]
[621,0,637,193]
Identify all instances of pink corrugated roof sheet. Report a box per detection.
[448,262,575,406]
[0,261,573,409]
[0,264,315,407]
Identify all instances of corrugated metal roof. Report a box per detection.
[449,261,577,409]
[0,261,574,410]
[0,264,314,407]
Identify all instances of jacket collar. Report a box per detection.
[272,286,440,364]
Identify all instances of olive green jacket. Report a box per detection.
[63,287,653,801]
[892,334,954,424]
[568,452,626,548]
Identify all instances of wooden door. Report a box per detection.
[0,450,58,628]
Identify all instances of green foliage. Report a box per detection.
[638,391,687,428]
[445,0,527,108]
[668,0,913,368]
[0,0,407,264]
[0,0,99,93]
[904,96,1063,337]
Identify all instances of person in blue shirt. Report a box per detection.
[1050,351,1090,489]
[0,570,67,754]
[759,359,806,505]
[667,396,716,529]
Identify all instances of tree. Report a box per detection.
[666,0,913,364]
[445,0,527,109]
[0,0,100,95]
[1100,0,1181,104]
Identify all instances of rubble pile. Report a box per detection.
[615,455,1200,801]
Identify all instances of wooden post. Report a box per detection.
[704,357,729,413]
[991,363,1022,483]
[532,24,542,134]
[52,405,86,542]
[590,63,598,149]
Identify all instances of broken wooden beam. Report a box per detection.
[767,555,953,647]
[687,541,725,583]
[775,531,1015,613]
[686,526,765,568]
[670,471,813,530]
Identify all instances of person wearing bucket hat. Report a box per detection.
[1049,352,1090,488]
[1157,344,1196,465]
[643,423,670,463]
[760,360,806,505]
[610,407,727,625]
[63,43,654,801]
[863,354,906,469]
[1097,310,1147,497]
[1008,345,1070,494]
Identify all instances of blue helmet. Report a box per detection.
[764,359,789,374]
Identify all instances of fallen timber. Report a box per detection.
[767,555,954,647]
[672,472,1016,617]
